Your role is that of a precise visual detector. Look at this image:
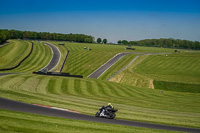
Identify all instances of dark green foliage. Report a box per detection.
[0,29,10,44]
[0,29,94,43]
[154,81,200,93]
[103,38,107,44]
[122,40,128,45]
[117,40,129,45]
[97,38,102,43]
[129,38,200,50]
[117,40,122,44]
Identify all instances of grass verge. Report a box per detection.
[0,109,181,133]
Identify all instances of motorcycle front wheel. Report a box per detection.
[95,112,100,117]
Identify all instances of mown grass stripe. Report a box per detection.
[67,78,76,95]
[46,78,56,94]
[103,82,126,97]
[79,79,90,96]
[36,76,50,94]
[74,79,82,95]
[95,80,111,97]
[54,78,63,94]
[61,78,69,94]
[19,76,40,92]
[86,80,95,95]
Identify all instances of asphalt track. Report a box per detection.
[88,52,142,78]
[0,98,200,133]
[42,42,61,71]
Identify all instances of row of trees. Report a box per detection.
[0,29,95,44]
[1,29,199,50]
[118,38,200,50]
[97,38,108,44]
[0,30,10,44]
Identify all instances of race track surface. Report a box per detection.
[88,52,141,78]
[42,43,60,71]
[0,97,200,133]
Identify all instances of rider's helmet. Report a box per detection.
[108,103,113,108]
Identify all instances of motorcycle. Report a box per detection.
[95,106,117,119]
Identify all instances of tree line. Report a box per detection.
[1,29,199,50]
[118,38,200,50]
[0,29,95,44]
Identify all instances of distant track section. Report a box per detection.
[88,52,139,79]
[0,97,200,133]
[42,43,61,71]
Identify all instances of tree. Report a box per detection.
[122,40,128,45]
[97,38,102,43]
[117,40,122,45]
[103,39,107,44]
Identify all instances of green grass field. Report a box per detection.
[0,109,181,133]
[0,40,200,132]
[134,53,200,84]
[0,74,199,128]
[134,53,200,92]
[0,41,52,73]
[109,53,200,92]
[0,40,32,69]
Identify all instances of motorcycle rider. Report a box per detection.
[98,103,117,118]
[103,103,117,116]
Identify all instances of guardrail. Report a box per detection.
[60,50,69,72]
[33,71,83,78]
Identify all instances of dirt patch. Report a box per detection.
[109,72,124,83]
[149,79,154,89]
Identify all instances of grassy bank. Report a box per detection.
[0,74,199,128]
[110,53,200,91]
[0,40,32,69]
[154,81,200,93]
[134,53,200,84]
[0,41,52,72]
[0,109,180,133]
